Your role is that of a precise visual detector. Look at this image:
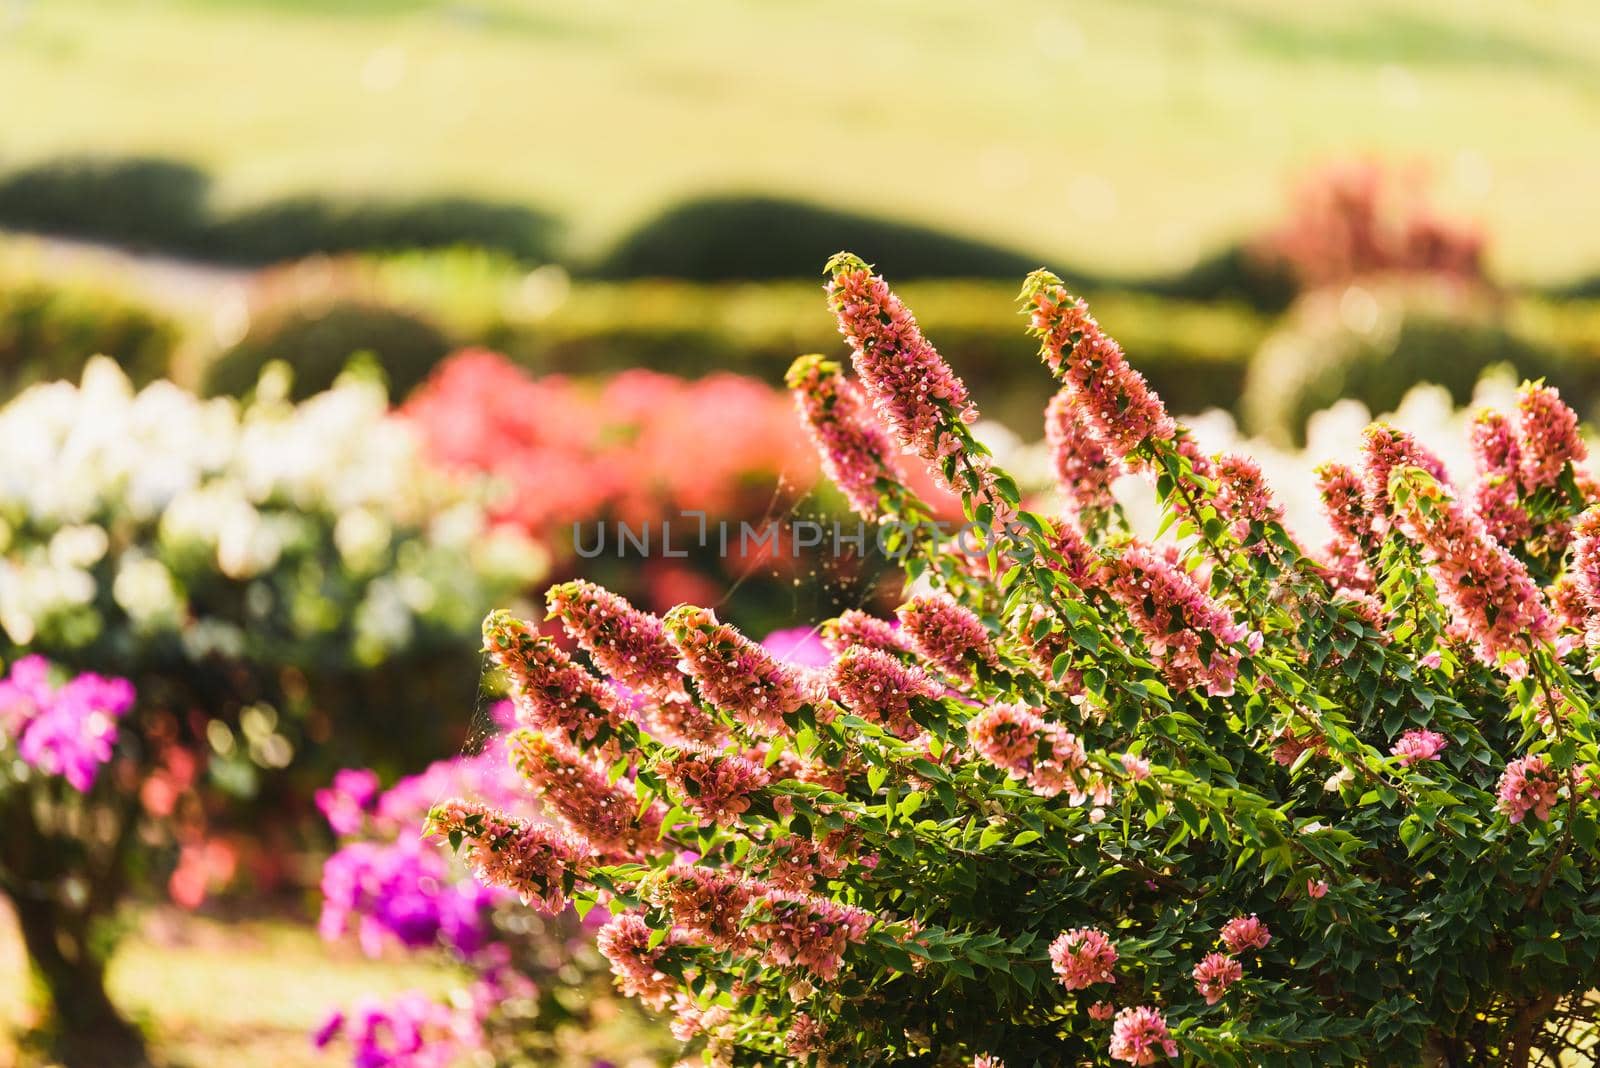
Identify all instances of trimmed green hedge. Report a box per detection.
[0,269,181,396]
[0,155,560,265]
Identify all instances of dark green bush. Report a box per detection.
[205,298,454,400]
[593,195,1059,281]
[0,275,179,396]
[0,156,211,249]
[1137,242,1299,313]
[0,154,559,265]
[198,194,560,264]
[1242,283,1600,443]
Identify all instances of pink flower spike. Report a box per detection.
[786,354,903,518]
[898,593,998,681]
[664,605,810,733]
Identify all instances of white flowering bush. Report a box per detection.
[0,357,542,1064]
[433,256,1600,1067]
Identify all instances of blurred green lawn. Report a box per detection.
[1,0,1598,282]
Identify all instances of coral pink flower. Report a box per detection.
[482,611,632,760]
[1106,545,1246,696]
[1023,273,1175,460]
[424,800,588,914]
[1361,424,1451,511]
[506,729,661,856]
[829,645,943,739]
[1471,409,1522,481]
[898,593,998,680]
[821,609,909,655]
[1316,461,1383,590]
[1390,728,1448,767]
[825,254,985,499]
[968,703,1088,798]
[1516,383,1586,491]
[1306,879,1329,899]
[641,864,759,950]
[1213,453,1284,548]
[786,354,903,518]
[750,891,873,980]
[655,746,771,824]
[1120,753,1152,781]
[972,1056,1005,1068]
[546,580,686,701]
[1192,952,1243,1005]
[1109,1005,1178,1065]
[1049,927,1119,990]
[1220,914,1271,954]
[595,912,683,1009]
[1497,754,1563,824]
[1474,476,1532,548]
[665,605,810,733]
[1088,1001,1116,1021]
[1045,388,1118,518]
[786,1013,824,1056]
[1364,426,1552,666]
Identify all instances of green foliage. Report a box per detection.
[0,271,180,397]
[0,156,211,249]
[204,298,454,400]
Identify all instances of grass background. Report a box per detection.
[2,0,1599,281]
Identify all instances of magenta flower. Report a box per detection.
[1049,926,1119,990]
[1192,952,1243,1005]
[1220,914,1271,954]
[787,354,903,517]
[316,768,382,837]
[1109,1005,1178,1065]
[1390,728,1448,767]
[0,656,136,792]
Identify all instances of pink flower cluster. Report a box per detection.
[751,890,874,980]
[1496,754,1563,824]
[482,610,632,760]
[787,353,904,518]
[825,254,978,485]
[1364,425,1552,666]
[821,609,908,656]
[1516,383,1587,492]
[1046,387,1118,518]
[898,593,998,681]
[1316,461,1382,591]
[1220,914,1272,954]
[1049,926,1119,990]
[829,645,942,739]
[314,989,475,1068]
[1023,272,1174,460]
[424,800,589,914]
[654,745,771,824]
[1390,728,1448,767]
[1213,453,1285,549]
[968,703,1088,798]
[0,655,136,792]
[505,729,661,856]
[1191,951,1243,1005]
[595,912,682,1009]
[1107,545,1248,696]
[641,864,757,950]
[1109,1005,1179,1065]
[664,605,810,733]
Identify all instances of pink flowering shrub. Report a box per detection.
[431,254,1600,1066]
